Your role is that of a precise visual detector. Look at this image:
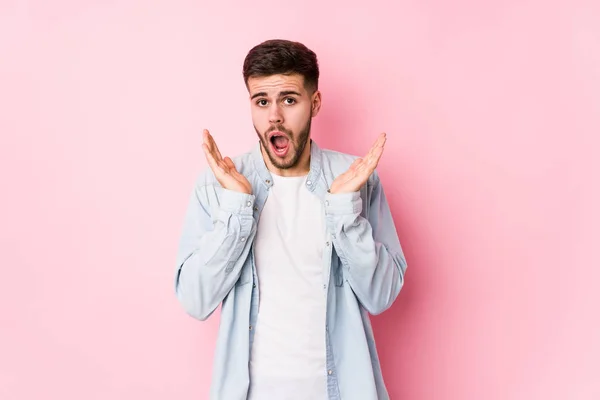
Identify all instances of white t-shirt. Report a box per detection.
[248,173,327,400]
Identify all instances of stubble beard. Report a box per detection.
[255,113,312,170]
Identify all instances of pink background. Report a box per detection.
[1,0,599,399]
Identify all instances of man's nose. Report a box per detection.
[268,104,283,125]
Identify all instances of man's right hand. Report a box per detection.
[202,129,252,195]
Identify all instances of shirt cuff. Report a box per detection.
[324,191,362,215]
[219,188,255,215]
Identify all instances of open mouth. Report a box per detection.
[268,131,290,158]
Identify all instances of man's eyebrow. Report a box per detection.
[278,91,301,97]
[250,90,302,100]
[250,92,268,100]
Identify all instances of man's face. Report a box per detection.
[247,73,321,171]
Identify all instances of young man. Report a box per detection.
[175,39,407,400]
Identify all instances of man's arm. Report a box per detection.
[326,172,407,315]
[175,129,256,320]
[175,182,256,320]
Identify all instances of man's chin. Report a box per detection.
[268,150,297,170]
[271,158,295,170]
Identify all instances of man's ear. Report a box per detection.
[311,90,322,117]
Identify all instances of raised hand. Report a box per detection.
[329,133,386,194]
[202,129,252,195]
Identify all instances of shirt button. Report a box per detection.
[253,206,258,211]
[328,370,333,375]
[325,200,330,206]
[240,237,246,242]
[246,201,252,207]
[306,180,312,185]
[265,179,271,184]
[326,242,330,246]
[249,325,253,330]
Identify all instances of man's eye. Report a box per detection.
[257,99,268,106]
[284,98,296,105]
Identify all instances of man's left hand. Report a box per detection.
[328,133,386,194]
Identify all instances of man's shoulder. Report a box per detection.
[321,147,360,165]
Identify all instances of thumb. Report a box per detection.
[223,157,236,171]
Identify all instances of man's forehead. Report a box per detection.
[247,73,306,95]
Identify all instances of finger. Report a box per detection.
[202,129,213,153]
[203,129,223,162]
[373,132,386,148]
[348,158,363,171]
[207,131,223,161]
[223,156,236,171]
[223,157,241,176]
[225,157,246,181]
[348,159,364,177]
[202,142,221,173]
[355,154,382,187]
[372,141,385,159]
[356,157,377,179]
[365,146,384,170]
[204,145,230,179]
[362,133,384,162]
[367,133,386,160]
[334,169,352,184]
[356,160,368,172]
[372,132,387,152]
[202,130,217,159]
[367,133,386,159]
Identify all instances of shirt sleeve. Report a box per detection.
[324,173,407,315]
[175,180,257,321]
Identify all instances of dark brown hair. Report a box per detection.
[243,39,319,93]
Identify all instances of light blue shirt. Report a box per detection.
[175,140,407,399]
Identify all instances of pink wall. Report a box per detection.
[1,0,599,399]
